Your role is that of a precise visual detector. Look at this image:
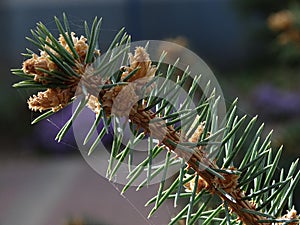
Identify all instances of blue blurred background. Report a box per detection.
[1,0,299,225]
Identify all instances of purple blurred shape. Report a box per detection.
[253,84,300,119]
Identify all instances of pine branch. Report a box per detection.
[11,14,300,225]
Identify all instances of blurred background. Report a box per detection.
[1,0,300,224]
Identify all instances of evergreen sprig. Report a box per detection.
[11,14,299,225]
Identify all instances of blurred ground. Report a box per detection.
[0,154,178,225]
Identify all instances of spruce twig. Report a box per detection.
[11,15,300,225]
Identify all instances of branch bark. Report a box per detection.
[100,98,268,225]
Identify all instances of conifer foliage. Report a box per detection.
[12,14,299,225]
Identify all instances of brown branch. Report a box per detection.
[99,97,268,225]
[15,18,298,225]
